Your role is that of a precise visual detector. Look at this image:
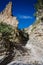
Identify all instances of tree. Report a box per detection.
[34,0,43,20]
[0,22,14,52]
[35,0,43,11]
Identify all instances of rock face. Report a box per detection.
[24,1,43,62]
[9,20,43,65]
[0,1,43,65]
[0,1,18,56]
[0,2,29,65]
[25,19,43,64]
[0,2,18,27]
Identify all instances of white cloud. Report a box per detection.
[18,15,33,19]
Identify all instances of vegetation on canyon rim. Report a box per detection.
[31,0,43,32]
[0,22,29,54]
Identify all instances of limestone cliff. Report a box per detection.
[0,2,29,63]
[0,2,18,27]
[1,1,43,65]
[25,4,43,64]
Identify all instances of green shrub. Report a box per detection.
[0,22,13,33]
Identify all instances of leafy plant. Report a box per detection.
[0,22,14,50]
[0,22,13,33]
[35,0,43,11]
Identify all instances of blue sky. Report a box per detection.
[0,0,37,29]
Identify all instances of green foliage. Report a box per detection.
[0,22,13,33]
[0,22,14,51]
[0,22,14,42]
[31,26,36,32]
[33,0,43,28]
[35,0,43,11]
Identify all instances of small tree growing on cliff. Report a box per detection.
[0,22,14,51]
[35,0,43,11]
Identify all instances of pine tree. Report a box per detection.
[34,0,43,20]
[35,0,43,11]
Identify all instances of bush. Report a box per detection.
[0,22,14,50]
[0,22,13,33]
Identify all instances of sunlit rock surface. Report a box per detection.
[0,1,18,61]
[0,2,18,27]
[0,2,29,65]
[25,21,43,64]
